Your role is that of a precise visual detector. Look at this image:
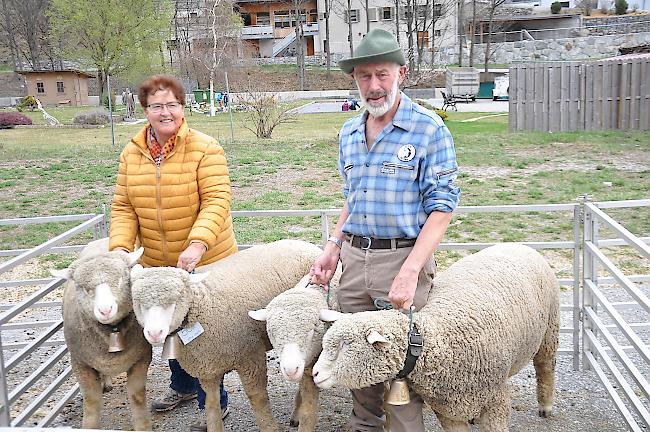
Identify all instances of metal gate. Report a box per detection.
[1,199,649,429]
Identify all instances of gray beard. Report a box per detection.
[358,79,399,118]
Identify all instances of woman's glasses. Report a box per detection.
[146,102,183,112]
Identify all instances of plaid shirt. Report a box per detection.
[338,93,460,239]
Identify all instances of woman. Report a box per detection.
[109,74,237,432]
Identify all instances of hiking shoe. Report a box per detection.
[189,407,230,431]
[151,389,197,412]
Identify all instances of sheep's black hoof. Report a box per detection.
[469,418,476,425]
[538,408,552,418]
[289,419,300,427]
[102,383,113,393]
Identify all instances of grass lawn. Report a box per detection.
[0,104,648,274]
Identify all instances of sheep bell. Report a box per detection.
[161,333,182,360]
[108,329,125,353]
[386,378,411,405]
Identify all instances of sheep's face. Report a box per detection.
[313,310,403,390]
[249,287,327,382]
[51,249,143,325]
[130,267,207,346]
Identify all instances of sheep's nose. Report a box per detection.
[98,306,113,317]
[284,366,300,377]
[147,329,163,341]
[312,370,318,377]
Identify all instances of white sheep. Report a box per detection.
[129,239,322,432]
[312,243,560,432]
[248,269,340,432]
[51,238,149,430]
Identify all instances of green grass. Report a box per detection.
[0,103,649,274]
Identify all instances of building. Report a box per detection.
[17,69,93,106]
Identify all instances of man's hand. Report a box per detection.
[309,244,340,287]
[177,242,207,272]
[388,266,419,311]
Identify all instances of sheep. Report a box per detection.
[51,238,150,430]
[129,239,323,432]
[312,243,560,432]
[248,269,341,432]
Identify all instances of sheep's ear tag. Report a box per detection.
[177,321,204,345]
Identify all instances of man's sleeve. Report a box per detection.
[420,123,461,214]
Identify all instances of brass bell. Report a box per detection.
[385,378,411,405]
[161,333,182,360]
[108,328,125,353]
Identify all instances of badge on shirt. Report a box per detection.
[397,144,416,162]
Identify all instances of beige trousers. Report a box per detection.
[336,240,436,432]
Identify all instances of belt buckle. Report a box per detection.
[361,236,372,250]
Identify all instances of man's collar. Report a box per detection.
[351,92,413,133]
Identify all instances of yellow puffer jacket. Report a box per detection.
[109,120,237,267]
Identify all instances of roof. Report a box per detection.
[16,69,95,77]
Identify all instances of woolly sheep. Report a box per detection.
[312,243,560,432]
[51,238,150,430]
[130,239,322,432]
[248,268,341,431]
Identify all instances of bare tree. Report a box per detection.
[482,0,507,72]
[292,0,307,90]
[575,0,597,15]
[457,0,466,66]
[324,0,333,76]
[469,0,477,66]
[347,0,354,55]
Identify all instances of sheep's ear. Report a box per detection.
[130,264,145,280]
[188,272,210,285]
[248,309,269,321]
[126,247,144,266]
[51,268,72,280]
[366,330,391,348]
[319,309,345,322]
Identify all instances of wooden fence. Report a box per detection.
[509,57,650,132]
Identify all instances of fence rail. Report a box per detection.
[509,58,650,132]
[1,199,649,428]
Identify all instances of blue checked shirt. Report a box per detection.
[339,93,460,239]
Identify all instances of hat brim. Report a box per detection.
[339,49,406,74]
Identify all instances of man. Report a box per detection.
[310,29,460,432]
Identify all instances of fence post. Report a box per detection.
[102,204,109,238]
[581,196,598,371]
[0,334,10,426]
[320,212,329,246]
[572,198,583,371]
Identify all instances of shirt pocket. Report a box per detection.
[381,161,417,180]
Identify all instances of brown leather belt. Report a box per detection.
[347,235,417,250]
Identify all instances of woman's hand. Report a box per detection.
[177,242,207,272]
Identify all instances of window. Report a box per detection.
[256,12,270,26]
[242,13,252,26]
[433,3,443,17]
[382,6,392,19]
[274,10,291,28]
[309,9,317,22]
[417,5,428,19]
[368,7,378,21]
[434,29,441,36]
[36,82,44,93]
[57,81,65,93]
[344,9,360,23]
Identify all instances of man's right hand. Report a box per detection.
[309,245,340,286]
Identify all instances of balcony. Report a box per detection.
[241,25,274,39]
[302,22,319,36]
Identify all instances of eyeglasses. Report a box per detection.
[146,102,183,112]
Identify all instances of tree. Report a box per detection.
[575,0,597,15]
[482,0,507,72]
[0,0,57,70]
[48,0,174,102]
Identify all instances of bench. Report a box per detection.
[441,91,457,112]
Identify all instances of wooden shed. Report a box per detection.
[17,69,94,107]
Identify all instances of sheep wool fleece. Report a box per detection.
[110,120,237,267]
[318,243,560,430]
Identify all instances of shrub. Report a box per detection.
[0,112,33,128]
[16,95,38,112]
[551,1,562,13]
[73,109,110,125]
[615,0,628,13]
[415,99,449,121]
[102,93,117,111]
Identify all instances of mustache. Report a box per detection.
[365,91,387,99]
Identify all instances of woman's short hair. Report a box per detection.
[138,74,185,108]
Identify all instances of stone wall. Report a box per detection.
[467,31,650,63]
[584,15,650,35]
[0,72,27,98]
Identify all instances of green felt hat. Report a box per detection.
[339,29,405,74]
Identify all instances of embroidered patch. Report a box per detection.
[397,144,416,162]
[380,167,396,174]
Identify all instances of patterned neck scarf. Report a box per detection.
[147,126,177,166]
